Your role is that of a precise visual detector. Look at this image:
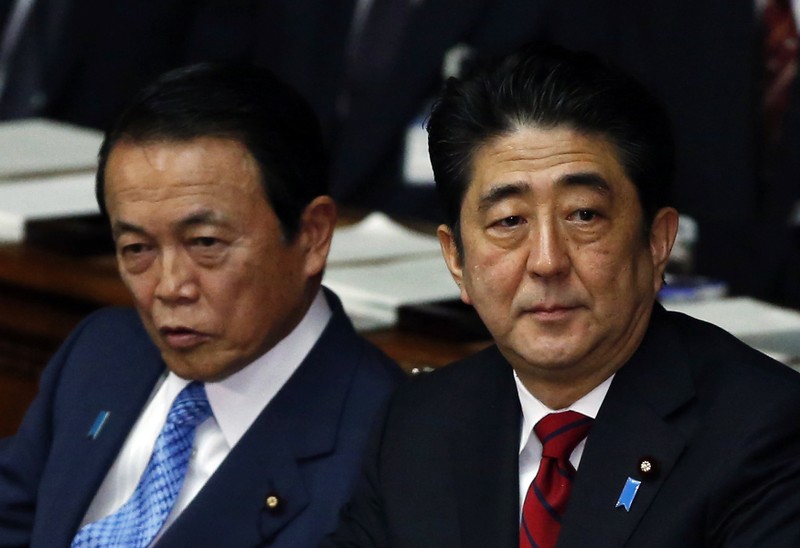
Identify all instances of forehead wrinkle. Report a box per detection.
[556,172,612,195]
[111,208,231,240]
[111,178,220,206]
[475,170,612,214]
[178,209,228,228]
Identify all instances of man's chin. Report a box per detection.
[162,351,217,382]
[504,331,586,371]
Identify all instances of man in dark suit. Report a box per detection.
[0,62,404,547]
[323,46,800,547]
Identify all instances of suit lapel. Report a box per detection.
[158,305,362,546]
[559,306,695,547]
[159,420,312,547]
[41,328,165,544]
[449,347,521,547]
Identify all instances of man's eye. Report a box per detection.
[193,237,219,247]
[574,209,598,222]
[121,243,148,255]
[495,215,524,228]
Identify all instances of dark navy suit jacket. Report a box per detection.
[325,305,800,547]
[0,290,404,547]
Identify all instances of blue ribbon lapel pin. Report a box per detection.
[615,477,642,512]
[87,411,111,440]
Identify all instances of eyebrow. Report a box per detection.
[176,210,225,228]
[557,171,611,194]
[111,210,226,239]
[111,220,146,239]
[476,171,611,212]
[477,181,531,212]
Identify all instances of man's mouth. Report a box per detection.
[158,326,211,350]
[527,303,580,320]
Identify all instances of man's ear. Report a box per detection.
[437,224,472,305]
[298,196,337,278]
[649,206,679,292]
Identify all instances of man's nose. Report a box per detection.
[154,249,199,303]
[526,219,571,279]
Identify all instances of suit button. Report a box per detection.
[265,494,282,511]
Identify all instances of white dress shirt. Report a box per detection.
[514,372,613,511]
[79,290,332,542]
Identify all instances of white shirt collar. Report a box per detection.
[162,289,333,449]
[514,371,613,454]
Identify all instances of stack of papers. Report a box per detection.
[0,173,100,242]
[665,297,800,369]
[0,119,102,243]
[0,118,103,178]
[324,213,460,330]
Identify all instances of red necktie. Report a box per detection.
[520,411,593,548]
[763,0,799,142]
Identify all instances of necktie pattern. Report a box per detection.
[763,0,798,142]
[72,382,212,548]
[520,411,593,548]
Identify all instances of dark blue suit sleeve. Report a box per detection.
[0,315,94,547]
[708,383,800,547]
[320,399,391,548]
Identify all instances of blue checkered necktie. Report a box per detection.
[72,381,212,548]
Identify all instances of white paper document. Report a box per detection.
[328,212,442,265]
[0,118,103,179]
[0,173,100,242]
[665,297,800,368]
[325,213,459,330]
[325,255,460,330]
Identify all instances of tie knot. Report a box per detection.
[167,381,212,428]
[534,411,593,461]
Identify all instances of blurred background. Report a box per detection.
[0,0,798,432]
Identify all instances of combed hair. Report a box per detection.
[427,44,674,253]
[96,62,328,240]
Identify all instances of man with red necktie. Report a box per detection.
[324,44,800,547]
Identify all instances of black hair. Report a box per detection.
[427,44,674,254]
[96,62,328,240]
